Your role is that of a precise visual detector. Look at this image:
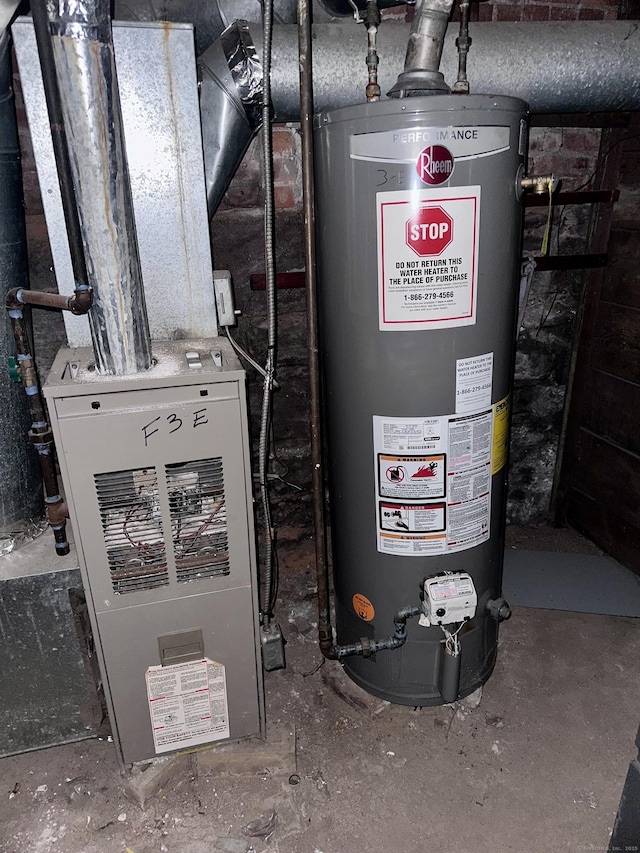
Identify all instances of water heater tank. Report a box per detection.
[314,94,528,705]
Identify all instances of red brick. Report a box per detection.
[495,4,524,20]
[380,6,406,20]
[523,4,551,19]
[274,184,298,210]
[561,129,602,154]
[549,6,579,19]
[272,126,297,158]
[529,128,563,154]
[476,3,495,21]
[578,7,605,18]
[272,154,297,185]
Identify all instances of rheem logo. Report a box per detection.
[416,144,454,185]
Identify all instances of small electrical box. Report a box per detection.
[422,572,477,626]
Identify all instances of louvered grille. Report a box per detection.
[95,468,169,594]
[166,458,230,583]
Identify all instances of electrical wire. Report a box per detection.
[224,326,280,389]
[258,0,279,625]
[441,623,463,656]
[225,326,265,378]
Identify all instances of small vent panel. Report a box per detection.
[166,458,230,583]
[95,467,169,594]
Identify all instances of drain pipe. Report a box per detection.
[45,0,152,376]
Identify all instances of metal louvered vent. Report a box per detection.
[95,468,169,594]
[166,458,230,583]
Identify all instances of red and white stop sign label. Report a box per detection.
[405,206,453,256]
[416,144,455,185]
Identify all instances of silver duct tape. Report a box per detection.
[0,518,48,557]
[47,0,111,40]
[221,19,263,130]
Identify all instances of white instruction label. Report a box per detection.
[456,352,494,414]
[373,410,492,557]
[377,187,480,331]
[146,658,229,754]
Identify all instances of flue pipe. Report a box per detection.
[387,0,456,97]
[46,0,152,375]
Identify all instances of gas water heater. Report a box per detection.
[314,94,527,705]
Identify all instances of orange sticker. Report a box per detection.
[352,593,375,622]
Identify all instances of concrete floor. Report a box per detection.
[1,531,639,853]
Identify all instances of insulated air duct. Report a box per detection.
[46,0,152,375]
[199,20,640,215]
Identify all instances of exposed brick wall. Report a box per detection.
[217,125,303,213]
[469,0,619,20]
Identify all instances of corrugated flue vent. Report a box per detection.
[166,458,230,583]
[95,467,169,594]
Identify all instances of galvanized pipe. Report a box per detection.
[388,0,455,97]
[47,0,152,375]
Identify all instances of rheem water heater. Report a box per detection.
[314,94,527,705]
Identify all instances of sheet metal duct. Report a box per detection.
[113,0,299,54]
[267,21,640,116]
[199,20,640,215]
[46,0,152,376]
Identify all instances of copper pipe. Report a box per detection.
[298,0,336,659]
[6,286,94,315]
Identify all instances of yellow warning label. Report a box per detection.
[352,593,375,622]
[492,395,510,475]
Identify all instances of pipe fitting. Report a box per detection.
[45,496,69,528]
[5,287,22,311]
[486,597,512,622]
[387,0,455,97]
[521,174,558,195]
[68,286,94,315]
[335,604,421,659]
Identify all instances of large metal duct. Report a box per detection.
[46,0,152,375]
[199,20,640,215]
[199,21,640,215]
[0,27,43,532]
[113,0,299,55]
[266,21,640,116]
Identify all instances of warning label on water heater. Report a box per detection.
[377,187,480,331]
[373,410,493,556]
[146,657,229,754]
